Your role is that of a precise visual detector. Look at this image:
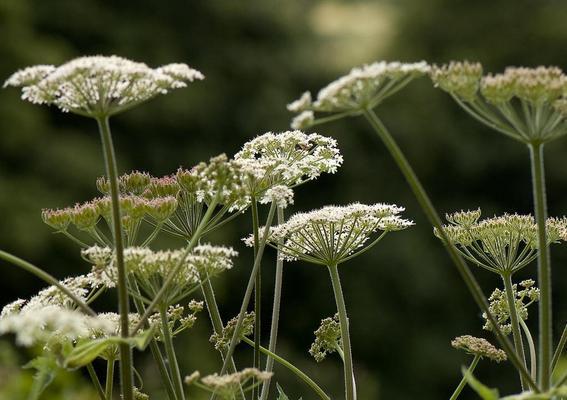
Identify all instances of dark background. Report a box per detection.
[1,0,567,399]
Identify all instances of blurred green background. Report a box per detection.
[1,0,567,398]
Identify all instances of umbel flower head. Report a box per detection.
[233,130,343,200]
[431,62,567,144]
[482,280,539,334]
[246,203,413,266]
[309,313,342,362]
[435,209,567,274]
[185,368,273,400]
[451,335,507,363]
[288,61,430,129]
[4,55,204,117]
[210,311,254,352]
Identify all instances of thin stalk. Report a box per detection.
[251,198,261,400]
[218,202,277,376]
[160,306,186,400]
[242,337,330,400]
[552,324,567,372]
[449,355,481,400]
[87,363,107,400]
[260,206,285,400]
[96,116,133,400]
[502,273,528,389]
[520,319,537,380]
[105,358,115,400]
[529,142,552,390]
[0,250,96,316]
[328,263,356,400]
[362,108,538,391]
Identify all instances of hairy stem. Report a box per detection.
[449,355,480,400]
[529,142,552,390]
[362,108,538,391]
[160,306,186,400]
[328,263,356,400]
[260,206,285,400]
[96,116,133,400]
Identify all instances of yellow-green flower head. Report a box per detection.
[430,61,483,101]
[210,311,254,352]
[451,335,507,362]
[4,55,204,117]
[96,170,152,196]
[185,368,273,400]
[148,301,203,341]
[482,280,539,334]
[247,203,413,266]
[436,210,567,274]
[287,61,429,128]
[309,313,342,363]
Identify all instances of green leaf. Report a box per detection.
[23,355,59,400]
[462,366,500,400]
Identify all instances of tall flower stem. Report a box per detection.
[105,358,115,400]
[218,202,277,377]
[87,363,107,400]
[362,108,538,391]
[260,206,285,400]
[520,319,537,380]
[251,197,261,400]
[96,116,133,400]
[529,142,552,391]
[160,305,186,400]
[502,273,528,389]
[328,263,355,400]
[449,355,480,400]
[0,250,96,316]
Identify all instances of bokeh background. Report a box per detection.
[1,0,567,398]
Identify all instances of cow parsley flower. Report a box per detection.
[185,368,272,400]
[431,62,567,143]
[247,203,413,266]
[309,314,342,362]
[451,335,507,362]
[435,209,567,274]
[287,61,429,128]
[4,55,204,117]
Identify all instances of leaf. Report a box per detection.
[23,355,59,400]
[462,366,500,400]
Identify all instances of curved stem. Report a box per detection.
[105,358,115,400]
[0,250,96,316]
[160,306,186,400]
[328,263,356,400]
[96,116,133,400]
[260,206,285,400]
[552,324,567,373]
[241,337,330,400]
[502,273,528,389]
[529,142,552,391]
[520,318,537,381]
[362,108,538,391]
[87,363,107,400]
[251,198,261,400]
[449,355,480,400]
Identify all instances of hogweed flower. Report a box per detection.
[248,203,413,266]
[482,280,540,334]
[185,368,272,400]
[287,61,430,128]
[435,209,567,274]
[431,62,567,144]
[451,335,507,362]
[309,313,342,362]
[4,55,204,118]
[149,301,204,340]
[210,312,255,352]
[96,171,152,196]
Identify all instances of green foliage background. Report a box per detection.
[1,0,567,398]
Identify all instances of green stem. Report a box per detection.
[520,318,537,381]
[87,363,107,400]
[502,273,528,389]
[362,108,538,391]
[529,142,552,390]
[260,206,285,400]
[0,250,96,316]
[449,355,480,400]
[328,263,356,400]
[105,358,115,400]
[96,116,133,400]
[218,202,277,377]
[160,306,186,400]
[552,324,567,373]
[251,198,261,400]
[242,337,330,400]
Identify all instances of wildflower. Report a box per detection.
[4,55,204,117]
[186,368,272,399]
[287,61,430,127]
[96,171,151,196]
[260,185,294,209]
[430,61,483,101]
[482,280,540,334]
[451,335,507,362]
[247,203,412,265]
[149,301,204,341]
[41,208,73,231]
[436,210,567,274]
[210,312,254,352]
[309,314,342,362]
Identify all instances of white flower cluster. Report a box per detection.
[4,55,204,116]
[287,61,429,127]
[247,203,413,265]
[260,185,294,208]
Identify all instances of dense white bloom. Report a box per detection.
[4,55,204,117]
[260,185,294,208]
[246,203,413,265]
[291,110,315,130]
